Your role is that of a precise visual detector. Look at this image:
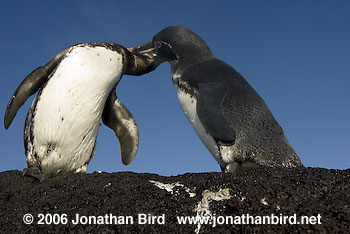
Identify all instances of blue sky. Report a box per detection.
[1,1,349,176]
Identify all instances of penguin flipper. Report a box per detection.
[102,88,139,165]
[4,48,69,129]
[197,82,236,143]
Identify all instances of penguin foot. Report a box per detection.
[225,162,241,173]
[224,161,261,173]
[22,167,44,183]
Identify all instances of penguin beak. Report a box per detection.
[128,42,156,57]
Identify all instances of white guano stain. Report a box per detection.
[261,197,269,206]
[149,180,196,197]
[149,180,243,234]
[194,188,232,234]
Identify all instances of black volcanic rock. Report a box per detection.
[0,167,349,233]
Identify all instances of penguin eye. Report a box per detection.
[155,41,162,49]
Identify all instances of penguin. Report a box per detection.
[4,42,159,181]
[131,26,303,173]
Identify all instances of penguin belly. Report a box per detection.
[175,87,227,168]
[26,46,124,177]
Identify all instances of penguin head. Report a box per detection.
[131,26,213,70]
[153,26,213,65]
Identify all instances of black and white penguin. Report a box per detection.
[4,42,158,181]
[131,26,303,173]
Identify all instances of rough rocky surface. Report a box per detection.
[0,167,349,233]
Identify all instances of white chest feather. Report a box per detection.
[31,46,124,175]
[175,86,225,167]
